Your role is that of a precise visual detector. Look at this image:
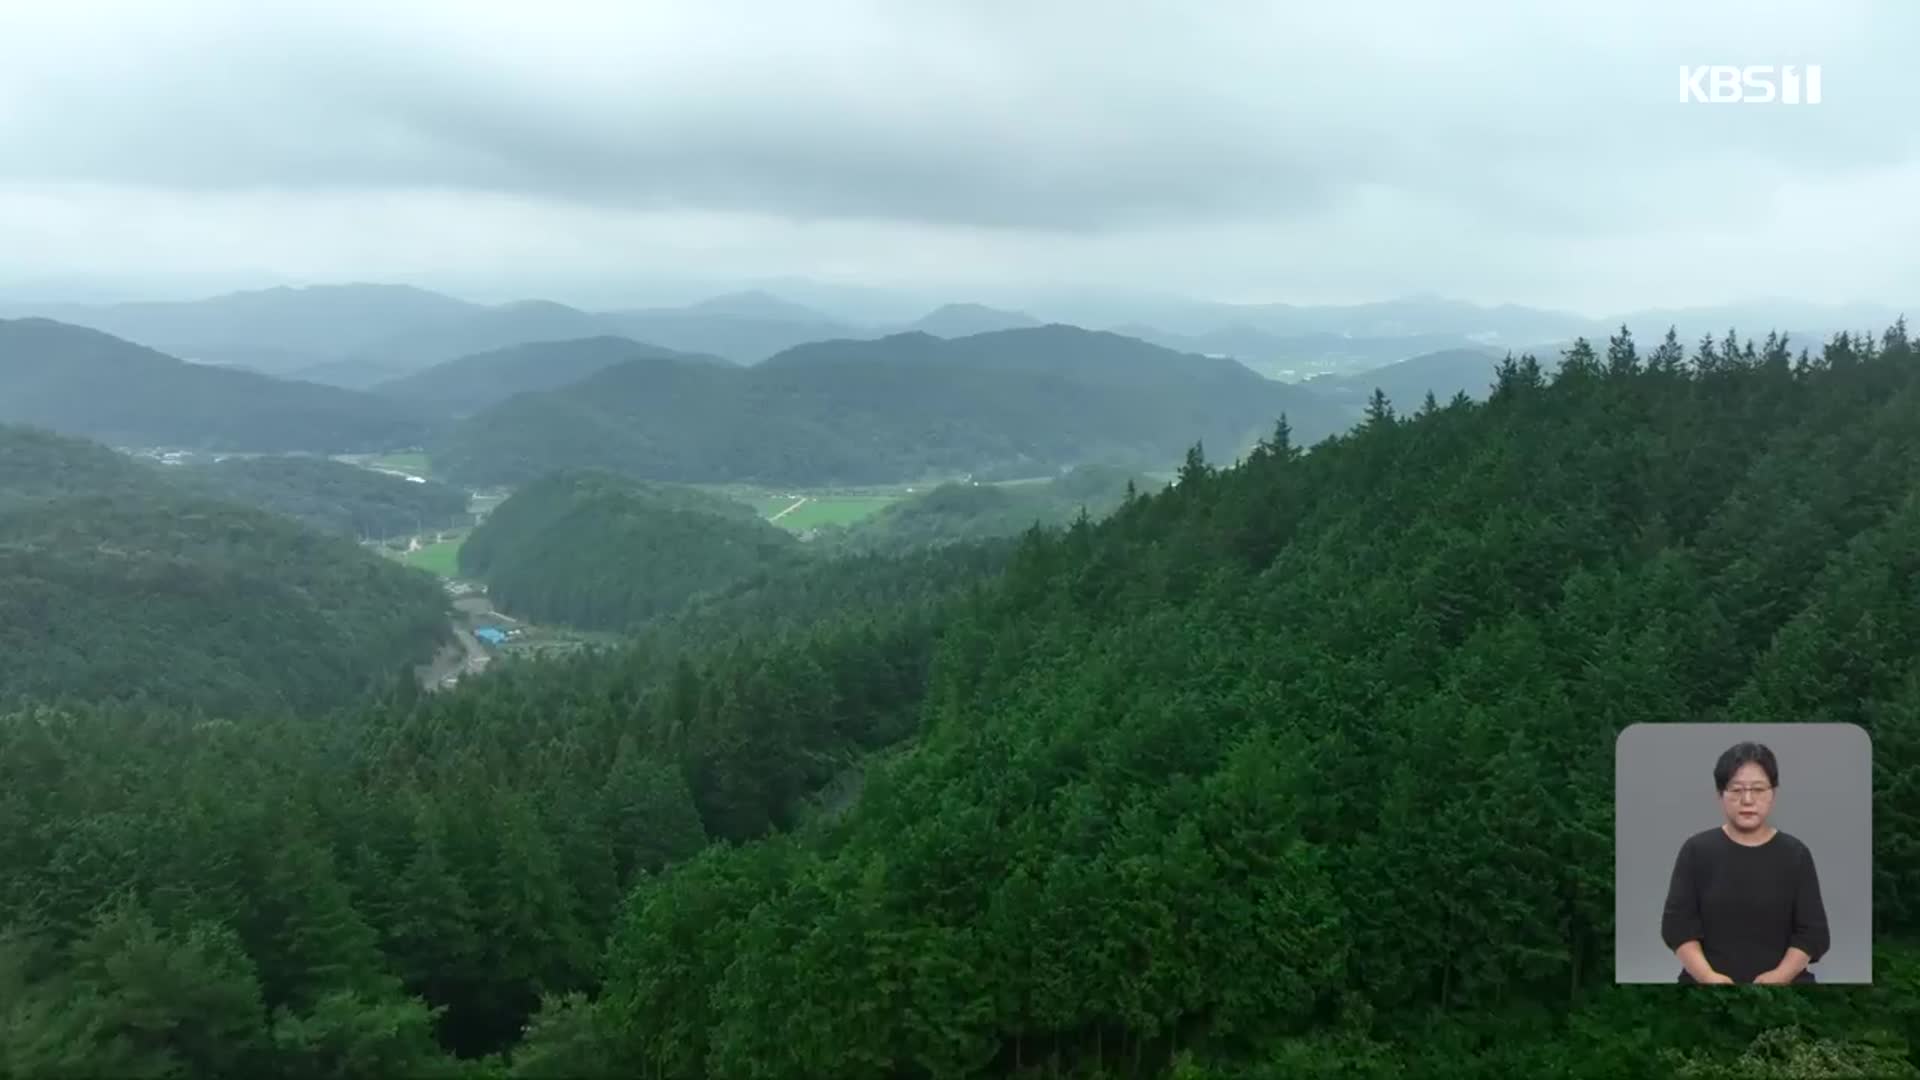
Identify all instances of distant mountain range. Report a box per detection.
[373,336,729,417]
[0,318,431,452]
[899,303,1042,338]
[0,315,1346,479]
[430,325,1339,487]
[0,284,857,387]
[10,282,474,359]
[5,283,1905,481]
[6,281,1899,392]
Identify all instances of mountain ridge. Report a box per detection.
[0,318,433,452]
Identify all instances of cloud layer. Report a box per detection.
[3,0,1916,312]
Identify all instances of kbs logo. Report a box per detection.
[1679,65,1822,104]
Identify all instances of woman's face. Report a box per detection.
[1721,761,1775,833]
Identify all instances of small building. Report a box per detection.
[474,627,508,646]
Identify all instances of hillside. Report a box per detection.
[0,521,1000,1069]
[823,464,1157,552]
[348,300,620,375]
[431,326,1338,487]
[551,324,1920,1075]
[0,318,433,452]
[4,326,1920,1076]
[1307,345,1508,411]
[373,336,726,417]
[0,425,449,715]
[458,470,797,630]
[0,423,155,504]
[171,455,471,539]
[602,307,858,364]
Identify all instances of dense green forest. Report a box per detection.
[170,455,471,540]
[0,318,434,453]
[372,336,727,417]
[0,517,985,1076]
[430,326,1335,487]
[5,324,1920,1077]
[458,471,799,631]
[821,465,1159,553]
[512,324,1920,1077]
[0,426,451,716]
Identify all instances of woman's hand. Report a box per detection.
[1751,969,1792,986]
[1701,971,1737,985]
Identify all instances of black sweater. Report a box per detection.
[1660,827,1830,983]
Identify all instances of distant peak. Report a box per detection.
[907,303,1043,336]
[684,290,830,321]
[496,298,586,314]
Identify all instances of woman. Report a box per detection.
[1660,741,1830,984]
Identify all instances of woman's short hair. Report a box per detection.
[1714,741,1780,791]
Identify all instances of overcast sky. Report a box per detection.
[2,0,1916,315]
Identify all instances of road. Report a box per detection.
[416,589,499,690]
[418,621,489,690]
[770,496,809,522]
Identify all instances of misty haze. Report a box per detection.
[2,2,1917,1077]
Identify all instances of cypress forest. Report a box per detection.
[5,323,1920,1079]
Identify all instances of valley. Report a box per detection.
[5,286,1915,1080]
[7,7,1915,1075]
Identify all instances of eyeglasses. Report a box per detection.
[1723,784,1773,799]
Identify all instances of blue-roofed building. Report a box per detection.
[474,627,508,646]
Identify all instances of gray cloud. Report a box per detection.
[1,0,1917,312]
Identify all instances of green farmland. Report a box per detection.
[400,533,465,577]
[703,485,910,534]
[770,496,896,531]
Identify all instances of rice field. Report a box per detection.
[772,496,897,531]
[401,533,465,577]
[746,494,802,518]
[711,486,909,533]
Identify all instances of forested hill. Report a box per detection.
[5,326,1920,1077]
[170,455,472,539]
[556,324,1920,1076]
[0,318,433,452]
[0,425,450,715]
[0,422,153,504]
[822,463,1159,553]
[457,471,798,630]
[760,324,1277,392]
[429,326,1339,487]
[372,336,727,417]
